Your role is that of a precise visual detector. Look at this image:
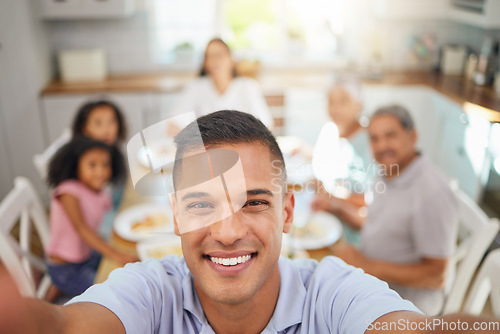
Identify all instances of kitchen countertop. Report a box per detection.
[41,70,500,122]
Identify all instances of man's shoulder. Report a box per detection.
[412,156,452,192]
[140,255,189,278]
[280,256,367,290]
[111,255,189,288]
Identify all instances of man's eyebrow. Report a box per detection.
[247,189,274,197]
[181,192,210,201]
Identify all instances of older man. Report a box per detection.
[314,105,459,315]
[1,110,497,334]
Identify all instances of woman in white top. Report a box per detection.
[171,38,273,129]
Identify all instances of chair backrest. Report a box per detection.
[0,177,51,298]
[442,188,500,314]
[33,128,71,180]
[463,248,500,317]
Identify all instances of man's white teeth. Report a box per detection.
[210,255,252,266]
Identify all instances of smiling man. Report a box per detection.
[1,110,498,334]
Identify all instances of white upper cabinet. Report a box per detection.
[371,0,450,20]
[39,0,135,19]
[372,0,500,29]
[449,0,500,29]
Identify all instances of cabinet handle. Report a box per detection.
[459,113,469,124]
[458,147,466,156]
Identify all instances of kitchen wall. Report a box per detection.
[43,1,500,75]
[0,0,52,200]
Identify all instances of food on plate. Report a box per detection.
[147,245,183,259]
[293,221,323,238]
[131,213,168,232]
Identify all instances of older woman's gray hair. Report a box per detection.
[370,104,415,132]
[329,73,363,104]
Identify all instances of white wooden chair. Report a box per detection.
[33,128,71,180]
[0,177,52,298]
[441,188,500,314]
[462,248,500,317]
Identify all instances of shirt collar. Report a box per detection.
[382,153,424,188]
[181,262,212,332]
[180,257,307,333]
[268,257,307,332]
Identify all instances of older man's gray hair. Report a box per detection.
[371,104,415,132]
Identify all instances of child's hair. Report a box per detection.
[71,100,127,143]
[47,137,126,188]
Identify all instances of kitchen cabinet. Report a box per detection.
[371,0,449,20]
[144,92,182,128]
[0,0,51,201]
[434,95,491,201]
[449,0,500,29]
[41,93,154,144]
[284,88,329,146]
[0,96,14,200]
[38,0,135,19]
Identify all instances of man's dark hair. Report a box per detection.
[173,110,286,191]
[47,137,125,188]
[72,100,127,143]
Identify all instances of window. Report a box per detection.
[150,0,345,65]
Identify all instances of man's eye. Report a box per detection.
[242,200,270,213]
[186,202,215,216]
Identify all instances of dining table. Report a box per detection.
[95,138,342,284]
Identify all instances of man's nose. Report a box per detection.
[210,211,247,246]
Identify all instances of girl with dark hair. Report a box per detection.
[45,138,137,297]
[72,100,127,145]
[170,38,272,131]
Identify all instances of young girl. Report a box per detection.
[72,100,127,146]
[45,138,137,296]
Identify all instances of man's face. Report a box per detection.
[368,114,417,176]
[172,143,294,305]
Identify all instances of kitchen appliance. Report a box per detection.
[58,48,107,82]
[465,54,478,81]
[473,37,499,86]
[441,44,467,75]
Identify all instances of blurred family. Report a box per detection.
[313,104,458,315]
[1,111,496,334]
[0,35,496,333]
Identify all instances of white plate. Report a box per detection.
[136,235,182,261]
[113,204,174,242]
[287,211,342,250]
[137,138,176,170]
[281,236,310,259]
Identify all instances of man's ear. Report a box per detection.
[282,191,295,234]
[410,129,418,144]
[170,194,181,236]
